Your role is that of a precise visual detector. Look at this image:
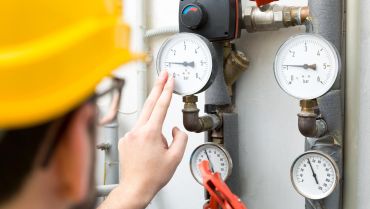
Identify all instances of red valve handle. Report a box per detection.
[199,160,248,209]
[251,0,277,7]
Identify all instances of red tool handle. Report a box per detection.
[251,0,277,7]
[199,160,248,209]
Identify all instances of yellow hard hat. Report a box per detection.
[0,0,143,129]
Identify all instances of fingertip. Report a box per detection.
[166,73,174,84]
[158,70,169,82]
[172,127,180,135]
[159,70,165,77]
[168,75,175,86]
[169,128,188,163]
[172,127,188,140]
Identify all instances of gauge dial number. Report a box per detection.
[291,151,339,200]
[157,33,217,95]
[190,143,233,185]
[274,34,341,99]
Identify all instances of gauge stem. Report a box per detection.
[298,99,328,138]
[182,95,222,133]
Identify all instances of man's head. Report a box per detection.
[0,0,141,208]
[0,102,97,209]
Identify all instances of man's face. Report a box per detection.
[71,106,98,209]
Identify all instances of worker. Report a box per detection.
[0,1,188,209]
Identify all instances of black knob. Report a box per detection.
[180,4,207,30]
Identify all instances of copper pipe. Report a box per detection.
[182,95,221,133]
[297,99,327,138]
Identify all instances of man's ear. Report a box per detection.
[53,103,95,204]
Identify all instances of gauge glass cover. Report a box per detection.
[190,143,232,185]
[291,151,339,200]
[156,33,216,95]
[274,34,341,99]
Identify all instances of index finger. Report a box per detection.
[147,75,174,129]
[134,71,168,128]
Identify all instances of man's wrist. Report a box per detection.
[117,183,153,209]
[98,183,154,209]
[99,184,154,209]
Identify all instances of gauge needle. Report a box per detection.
[307,159,319,185]
[204,150,215,173]
[167,61,195,68]
[283,64,317,70]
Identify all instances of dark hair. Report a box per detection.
[0,114,72,205]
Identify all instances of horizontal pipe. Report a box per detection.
[145,26,179,39]
[96,184,118,197]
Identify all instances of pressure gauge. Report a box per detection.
[190,143,233,185]
[156,33,217,95]
[291,151,340,200]
[274,34,341,100]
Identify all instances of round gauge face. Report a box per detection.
[291,151,339,200]
[156,33,217,95]
[190,143,233,185]
[274,34,341,100]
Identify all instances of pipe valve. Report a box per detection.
[243,4,309,32]
[224,44,250,96]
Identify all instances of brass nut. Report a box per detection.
[283,7,292,26]
[183,95,198,103]
[243,6,253,30]
[300,99,318,108]
[300,99,318,113]
[300,7,310,22]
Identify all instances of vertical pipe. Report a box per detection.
[308,0,344,90]
[343,0,360,208]
[354,1,370,208]
[205,43,231,106]
[306,1,344,209]
[135,0,148,112]
[103,122,120,185]
[223,113,241,195]
[308,0,343,51]
[116,0,147,185]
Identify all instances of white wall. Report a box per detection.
[234,1,307,208]
[96,0,310,208]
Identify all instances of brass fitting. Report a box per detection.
[298,99,327,138]
[96,142,112,151]
[182,95,221,133]
[224,49,249,96]
[299,99,318,115]
[243,5,310,32]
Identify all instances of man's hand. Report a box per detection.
[99,71,188,209]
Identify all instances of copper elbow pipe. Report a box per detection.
[182,95,221,133]
[298,100,327,138]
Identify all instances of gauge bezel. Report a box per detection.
[290,150,340,200]
[273,33,341,100]
[156,32,218,96]
[190,142,233,185]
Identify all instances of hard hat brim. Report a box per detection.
[0,18,145,129]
